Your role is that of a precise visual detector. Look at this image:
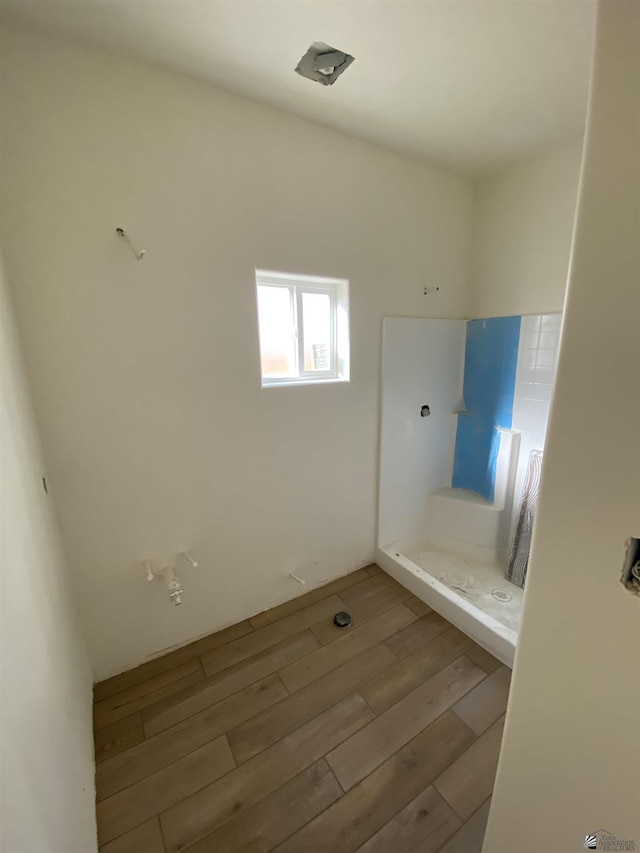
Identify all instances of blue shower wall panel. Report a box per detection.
[452,316,521,502]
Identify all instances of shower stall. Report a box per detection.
[377,314,561,666]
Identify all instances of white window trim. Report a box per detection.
[256,269,350,388]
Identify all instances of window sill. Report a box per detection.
[261,377,350,389]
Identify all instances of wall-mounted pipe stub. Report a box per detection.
[116,227,146,261]
[621,537,640,596]
[142,559,183,605]
[161,566,183,606]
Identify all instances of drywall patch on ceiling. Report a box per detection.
[295,42,354,86]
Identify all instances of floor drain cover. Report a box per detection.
[491,589,512,602]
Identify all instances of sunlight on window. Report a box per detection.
[257,285,296,378]
[302,291,331,371]
[255,270,349,387]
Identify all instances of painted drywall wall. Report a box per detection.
[0,252,97,851]
[378,318,465,546]
[0,27,473,679]
[484,2,640,851]
[470,140,583,318]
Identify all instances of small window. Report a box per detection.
[256,269,349,387]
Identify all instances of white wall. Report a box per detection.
[471,140,583,318]
[484,1,640,850]
[0,253,97,851]
[378,318,465,546]
[0,27,473,679]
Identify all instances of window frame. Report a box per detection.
[255,269,349,388]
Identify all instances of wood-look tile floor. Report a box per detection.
[93,565,511,853]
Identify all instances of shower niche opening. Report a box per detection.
[377,315,561,666]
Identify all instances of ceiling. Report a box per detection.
[0,0,596,176]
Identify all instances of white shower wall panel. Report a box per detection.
[509,312,562,539]
[378,318,465,546]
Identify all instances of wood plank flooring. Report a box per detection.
[94,565,510,853]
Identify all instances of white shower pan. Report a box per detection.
[377,534,523,667]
